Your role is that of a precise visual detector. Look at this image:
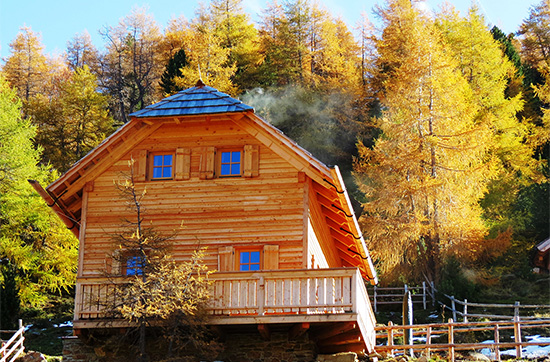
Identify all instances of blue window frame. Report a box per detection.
[239,250,261,271]
[152,154,173,179]
[126,255,145,276]
[220,151,241,176]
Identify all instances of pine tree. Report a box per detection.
[159,48,188,96]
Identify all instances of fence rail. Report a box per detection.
[439,293,550,322]
[0,320,25,362]
[368,282,436,312]
[375,318,550,362]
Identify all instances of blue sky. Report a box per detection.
[0,0,539,60]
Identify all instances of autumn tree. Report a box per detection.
[174,5,237,94]
[99,7,164,123]
[100,162,220,361]
[2,27,51,103]
[210,0,262,89]
[27,65,115,172]
[354,0,493,282]
[0,74,78,308]
[66,31,99,72]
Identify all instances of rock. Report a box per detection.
[416,356,429,362]
[16,351,47,362]
[317,352,358,362]
[467,352,491,362]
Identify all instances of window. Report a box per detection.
[125,255,145,276]
[151,154,173,180]
[219,150,242,177]
[239,250,261,271]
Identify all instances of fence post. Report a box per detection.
[494,324,501,362]
[514,315,522,359]
[514,301,520,319]
[451,296,457,322]
[408,291,414,357]
[388,321,394,358]
[374,285,378,313]
[463,299,468,323]
[422,282,427,310]
[448,318,455,362]
[430,281,435,306]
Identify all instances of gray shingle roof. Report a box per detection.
[130,82,254,118]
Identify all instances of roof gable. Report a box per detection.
[130,82,253,118]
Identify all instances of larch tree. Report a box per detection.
[354,0,493,282]
[174,5,237,94]
[210,0,262,89]
[27,65,114,172]
[66,31,100,73]
[99,7,164,124]
[2,27,50,103]
[0,75,78,308]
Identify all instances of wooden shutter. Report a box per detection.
[175,148,191,180]
[136,150,147,182]
[199,146,216,179]
[218,246,234,271]
[263,245,279,270]
[243,144,259,177]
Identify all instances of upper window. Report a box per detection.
[239,250,261,271]
[219,150,242,177]
[151,154,173,180]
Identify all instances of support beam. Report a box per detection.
[319,342,366,355]
[289,322,310,340]
[258,324,270,340]
[28,179,79,238]
[311,322,357,342]
[317,328,362,346]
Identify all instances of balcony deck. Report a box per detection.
[73,268,376,354]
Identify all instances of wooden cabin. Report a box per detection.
[33,81,378,357]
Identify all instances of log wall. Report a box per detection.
[80,119,308,276]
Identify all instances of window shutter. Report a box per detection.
[263,245,279,270]
[218,246,234,271]
[136,150,147,182]
[111,250,122,275]
[199,146,216,179]
[175,148,191,180]
[243,144,259,177]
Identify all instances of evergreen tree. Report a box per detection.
[159,48,188,95]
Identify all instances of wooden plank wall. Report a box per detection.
[82,119,306,276]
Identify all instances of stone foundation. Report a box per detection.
[218,330,317,362]
[61,336,101,362]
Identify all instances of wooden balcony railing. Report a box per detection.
[74,268,376,350]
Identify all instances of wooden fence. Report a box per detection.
[0,320,25,362]
[368,282,435,313]
[439,293,550,322]
[375,318,550,362]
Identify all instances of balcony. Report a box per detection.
[74,268,376,354]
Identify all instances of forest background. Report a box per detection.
[0,0,548,330]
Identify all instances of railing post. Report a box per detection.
[422,281,426,310]
[494,324,501,362]
[258,276,265,316]
[451,296,457,322]
[448,318,455,362]
[463,299,468,323]
[388,321,394,358]
[514,315,522,359]
[426,326,432,359]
